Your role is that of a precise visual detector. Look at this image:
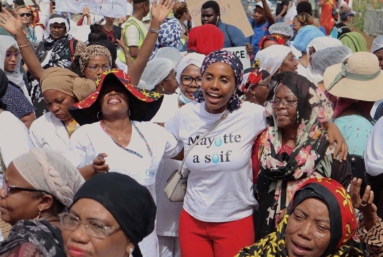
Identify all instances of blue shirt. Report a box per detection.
[247,18,269,58]
[2,83,35,119]
[217,21,247,48]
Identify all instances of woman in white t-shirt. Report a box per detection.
[165,50,348,257]
[65,69,182,257]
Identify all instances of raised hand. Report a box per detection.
[0,8,25,37]
[82,7,91,17]
[151,0,176,24]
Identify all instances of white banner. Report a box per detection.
[56,0,127,19]
[179,46,251,70]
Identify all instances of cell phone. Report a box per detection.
[98,154,104,161]
[350,154,368,198]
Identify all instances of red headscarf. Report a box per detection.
[259,35,285,50]
[187,24,224,55]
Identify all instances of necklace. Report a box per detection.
[102,121,131,141]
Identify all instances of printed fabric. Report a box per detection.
[356,214,383,257]
[152,18,182,57]
[0,220,65,257]
[236,178,363,257]
[254,72,341,239]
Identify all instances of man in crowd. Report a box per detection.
[247,0,275,60]
[200,0,253,56]
[275,0,289,22]
[120,0,150,61]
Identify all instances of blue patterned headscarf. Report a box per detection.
[151,18,182,58]
[195,50,244,112]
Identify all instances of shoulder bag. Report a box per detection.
[164,110,229,202]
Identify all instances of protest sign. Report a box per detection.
[56,0,126,19]
[179,46,251,69]
[186,0,254,38]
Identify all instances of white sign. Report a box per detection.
[179,46,251,70]
[56,0,127,19]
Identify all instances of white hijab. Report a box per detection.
[175,53,206,84]
[0,35,30,101]
[255,45,292,76]
[306,37,343,84]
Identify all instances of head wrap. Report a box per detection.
[40,67,97,101]
[137,57,175,90]
[88,39,117,64]
[340,32,368,53]
[0,69,8,109]
[13,148,84,207]
[187,24,224,55]
[74,44,113,74]
[71,173,156,257]
[176,53,206,104]
[239,68,270,93]
[371,35,383,54]
[195,50,243,112]
[255,45,292,76]
[293,25,325,52]
[154,47,183,69]
[306,37,343,84]
[152,18,182,56]
[269,22,293,38]
[259,35,285,50]
[44,13,70,39]
[237,178,362,257]
[0,36,27,94]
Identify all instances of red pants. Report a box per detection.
[179,209,254,257]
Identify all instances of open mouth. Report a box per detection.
[206,92,222,104]
[107,97,122,104]
[292,240,312,256]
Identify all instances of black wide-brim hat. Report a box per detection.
[68,69,164,125]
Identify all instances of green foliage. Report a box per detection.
[350,0,383,31]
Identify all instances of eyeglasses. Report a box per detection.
[86,65,112,72]
[50,25,66,31]
[19,12,32,17]
[270,99,298,109]
[1,180,49,197]
[181,75,202,86]
[5,52,20,58]
[59,213,121,239]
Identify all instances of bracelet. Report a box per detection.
[149,27,160,34]
[18,43,29,48]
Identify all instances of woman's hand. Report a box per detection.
[0,8,25,37]
[151,0,176,25]
[93,153,110,173]
[82,7,91,17]
[350,178,378,231]
[118,16,126,26]
[324,122,348,161]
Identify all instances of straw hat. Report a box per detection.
[323,52,383,101]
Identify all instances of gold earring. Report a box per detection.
[34,208,41,220]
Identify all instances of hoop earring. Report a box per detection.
[97,111,103,120]
[161,87,165,92]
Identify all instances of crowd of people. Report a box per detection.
[0,0,382,256]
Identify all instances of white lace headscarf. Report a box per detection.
[13,148,84,207]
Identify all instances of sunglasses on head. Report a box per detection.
[19,12,32,17]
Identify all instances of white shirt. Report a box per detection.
[29,112,79,155]
[365,117,383,176]
[0,111,33,178]
[151,94,179,124]
[165,101,267,222]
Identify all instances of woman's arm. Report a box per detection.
[0,9,44,82]
[261,0,275,26]
[127,0,175,86]
[323,122,348,161]
[116,36,132,69]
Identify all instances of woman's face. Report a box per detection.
[272,84,298,129]
[100,83,130,119]
[62,199,133,257]
[179,64,201,100]
[18,8,32,25]
[4,46,19,72]
[292,17,302,34]
[160,69,178,95]
[50,22,67,40]
[285,198,331,257]
[308,46,316,66]
[246,75,271,106]
[374,49,383,70]
[0,163,42,225]
[201,62,236,114]
[83,55,111,82]
[280,52,298,73]
[43,89,76,122]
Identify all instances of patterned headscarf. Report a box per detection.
[236,178,362,257]
[239,68,271,93]
[74,44,113,74]
[195,50,244,112]
[152,18,182,57]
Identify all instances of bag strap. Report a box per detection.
[225,25,235,47]
[179,110,229,173]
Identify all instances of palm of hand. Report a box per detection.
[1,16,23,36]
[151,3,172,23]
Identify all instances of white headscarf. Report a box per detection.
[365,117,383,176]
[255,45,292,76]
[306,37,343,84]
[371,35,383,54]
[176,53,206,84]
[0,36,30,101]
[137,57,174,90]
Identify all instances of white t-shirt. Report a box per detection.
[0,111,33,180]
[151,94,179,124]
[165,101,267,222]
